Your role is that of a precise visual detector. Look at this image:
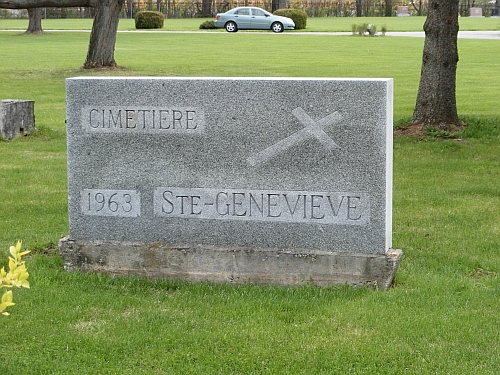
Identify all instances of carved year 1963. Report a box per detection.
[81,189,141,217]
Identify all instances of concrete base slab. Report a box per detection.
[59,237,402,290]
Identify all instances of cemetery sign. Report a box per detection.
[59,77,402,289]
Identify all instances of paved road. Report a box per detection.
[386,30,500,39]
[287,30,500,39]
[137,30,500,39]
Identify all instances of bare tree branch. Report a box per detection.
[0,0,96,9]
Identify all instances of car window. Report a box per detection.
[234,8,250,15]
[251,8,266,17]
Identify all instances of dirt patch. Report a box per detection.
[81,65,126,71]
[394,122,465,138]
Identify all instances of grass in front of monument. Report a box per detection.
[0,31,499,374]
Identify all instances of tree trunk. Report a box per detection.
[83,0,124,69]
[26,7,43,34]
[411,0,460,130]
[385,0,392,17]
[0,1,123,69]
[202,0,211,16]
[356,0,363,16]
[0,100,36,140]
[272,0,286,12]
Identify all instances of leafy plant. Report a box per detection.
[351,23,381,36]
[135,11,164,29]
[273,9,308,30]
[367,23,377,36]
[351,23,358,35]
[358,23,368,35]
[199,20,216,29]
[0,241,30,316]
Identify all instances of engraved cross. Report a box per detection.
[246,108,342,167]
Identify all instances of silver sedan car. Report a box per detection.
[214,7,295,33]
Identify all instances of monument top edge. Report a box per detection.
[66,76,393,82]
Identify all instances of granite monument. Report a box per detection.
[59,77,402,289]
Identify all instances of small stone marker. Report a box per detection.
[0,100,36,140]
[469,7,483,17]
[59,77,402,290]
[396,6,409,16]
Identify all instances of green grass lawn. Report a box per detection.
[0,29,499,374]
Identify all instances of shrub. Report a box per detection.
[273,9,307,30]
[352,23,383,37]
[0,9,13,18]
[367,23,377,36]
[135,11,164,29]
[199,20,216,29]
[358,23,368,35]
[351,23,357,35]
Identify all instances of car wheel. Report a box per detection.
[225,21,238,32]
[271,22,283,33]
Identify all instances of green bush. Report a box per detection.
[135,11,164,29]
[199,20,216,29]
[351,23,382,37]
[0,9,13,18]
[367,23,377,36]
[273,9,307,30]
